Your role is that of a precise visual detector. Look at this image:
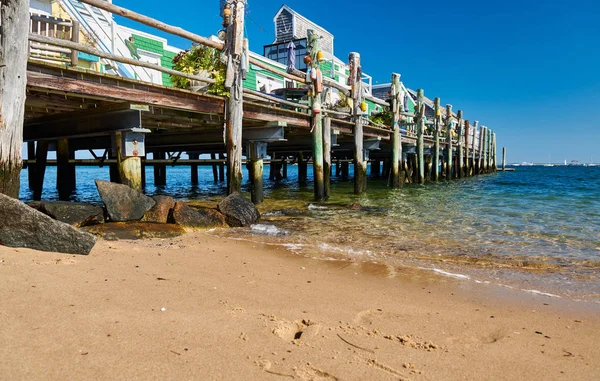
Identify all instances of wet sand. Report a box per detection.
[1,233,599,380]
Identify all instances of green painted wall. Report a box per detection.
[131,33,176,87]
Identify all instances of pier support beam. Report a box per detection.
[56,139,76,200]
[390,73,403,188]
[27,142,36,189]
[153,151,167,186]
[0,0,29,197]
[456,111,464,178]
[349,52,367,194]
[189,152,200,185]
[341,159,349,180]
[323,117,332,198]
[502,147,506,171]
[445,104,453,180]
[218,153,225,182]
[432,97,441,181]
[464,120,471,176]
[32,141,49,201]
[416,89,426,184]
[298,152,307,183]
[115,132,142,191]
[249,141,265,204]
[224,0,246,195]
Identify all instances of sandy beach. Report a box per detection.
[1,232,598,380]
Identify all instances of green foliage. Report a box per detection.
[170,45,228,96]
[369,108,393,127]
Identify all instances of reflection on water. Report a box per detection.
[20,165,600,301]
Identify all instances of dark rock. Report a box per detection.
[26,201,43,211]
[85,222,185,240]
[0,193,96,255]
[40,201,104,227]
[95,180,155,222]
[217,192,260,227]
[171,201,227,229]
[141,195,176,223]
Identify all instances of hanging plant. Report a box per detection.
[171,45,228,96]
[369,108,392,127]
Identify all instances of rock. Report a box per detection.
[217,192,260,227]
[171,201,227,229]
[95,180,155,222]
[85,222,185,241]
[141,195,176,223]
[0,193,96,255]
[39,201,104,227]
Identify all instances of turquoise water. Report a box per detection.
[19,165,600,301]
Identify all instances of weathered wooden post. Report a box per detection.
[472,121,479,174]
[224,0,246,194]
[115,132,143,191]
[464,120,471,176]
[502,147,506,171]
[445,105,453,180]
[323,117,332,198]
[488,129,494,171]
[432,97,441,181]
[218,153,225,182]
[282,156,288,179]
[56,139,76,200]
[298,152,307,183]
[456,110,464,178]
[248,141,265,204]
[482,127,488,173]
[0,0,29,197]
[477,124,485,174]
[153,151,167,185]
[27,142,36,189]
[308,31,325,200]
[493,133,498,171]
[189,152,200,185]
[70,21,80,67]
[32,141,49,201]
[349,52,367,194]
[390,73,403,188]
[416,89,425,184]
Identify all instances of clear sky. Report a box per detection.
[113,0,600,164]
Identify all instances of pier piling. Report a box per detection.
[416,89,425,185]
[445,105,453,180]
[457,111,464,178]
[432,98,441,182]
[390,73,403,188]
[249,141,264,204]
[323,117,332,198]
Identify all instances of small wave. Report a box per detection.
[522,289,561,298]
[250,224,289,236]
[263,211,284,216]
[422,268,471,279]
[317,243,373,257]
[308,204,328,210]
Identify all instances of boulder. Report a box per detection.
[217,192,260,227]
[0,193,96,255]
[40,201,104,227]
[95,180,155,222]
[171,201,227,229]
[141,195,176,223]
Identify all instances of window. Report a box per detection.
[263,38,308,72]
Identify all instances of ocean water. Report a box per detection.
[19,164,600,301]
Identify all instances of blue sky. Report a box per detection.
[113,0,600,164]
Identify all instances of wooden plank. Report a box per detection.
[26,71,225,114]
[0,0,29,197]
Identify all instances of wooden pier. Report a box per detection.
[1,0,499,204]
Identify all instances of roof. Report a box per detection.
[273,5,334,38]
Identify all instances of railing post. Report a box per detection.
[224,0,246,194]
[390,73,403,188]
[70,20,80,67]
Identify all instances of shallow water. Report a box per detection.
[20,164,600,301]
